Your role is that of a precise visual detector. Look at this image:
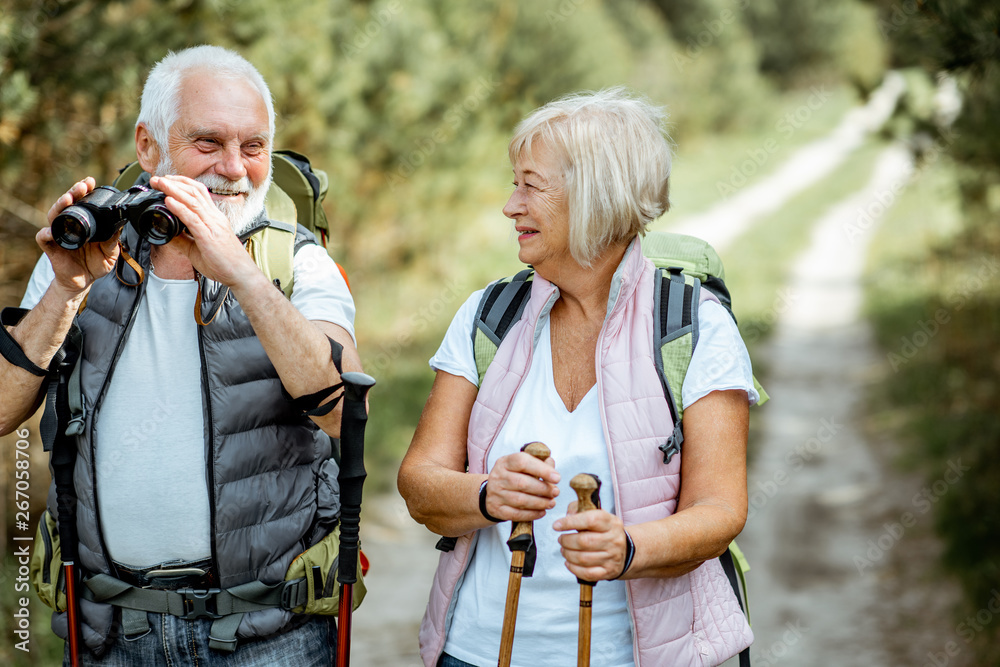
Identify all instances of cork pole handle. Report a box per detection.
[570,473,602,667]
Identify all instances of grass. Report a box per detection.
[0,556,64,667]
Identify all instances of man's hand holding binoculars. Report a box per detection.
[41,177,120,303]
[149,174,261,290]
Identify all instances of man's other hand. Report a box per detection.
[150,174,260,288]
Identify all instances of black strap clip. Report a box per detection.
[279,578,309,611]
[178,588,222,620]
[435,536,458,552]
[659,422,684,464]
[506,533,538,577]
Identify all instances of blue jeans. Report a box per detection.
[65,613,336,666]
[438,653,478,667]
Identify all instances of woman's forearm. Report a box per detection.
[398,462,491,537]
[622,501,746,579]
[623,389,750,579]
[398,370,491,536]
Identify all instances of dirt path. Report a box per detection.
[733,139,971,666]
[735,145,915,665]
[351,493,439,665]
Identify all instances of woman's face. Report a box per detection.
[503,140,572,273]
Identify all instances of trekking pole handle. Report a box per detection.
[522,441,550,460]
[338,372,375,585]
[507,442,551,545]
[570,473,602,586]
[570,473,600,513]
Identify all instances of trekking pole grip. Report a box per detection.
[338,372,375,585]
[570,473,601,667]
[570,473,601,586]
[570,473,600,513]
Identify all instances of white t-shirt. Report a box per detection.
[21,244,355,567]
[430,289,758,667]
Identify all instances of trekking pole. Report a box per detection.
[336,371,376,667]
[497,441,550,667]
[570,474,601,667]
[51,420,82,666]
[39,341,84,667]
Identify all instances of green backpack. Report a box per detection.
[114,149,338,298]
[472,230,765,642]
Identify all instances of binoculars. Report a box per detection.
[52,185,185,250]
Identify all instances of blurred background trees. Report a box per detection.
[864,1,1000,661]
[1,0,885,245]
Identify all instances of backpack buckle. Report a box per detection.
[280,578,309,611]
[177,588,222,620]
[65,415,86,436]
[659,423,684,464]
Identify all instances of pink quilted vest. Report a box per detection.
[419,239,753,666]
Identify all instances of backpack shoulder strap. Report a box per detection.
[246,221,297,298]
[472,269,534,386]
[113,161,145,189]
[653,266,700,464]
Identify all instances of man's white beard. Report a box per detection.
[154,154,271,237]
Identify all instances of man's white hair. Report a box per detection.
[136,45,276,151]
[508,87,673,267]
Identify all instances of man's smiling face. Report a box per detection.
[158,68,272,233]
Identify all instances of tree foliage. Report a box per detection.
[866,1,1000,659]
[1,0,884,253]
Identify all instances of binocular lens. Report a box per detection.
[139,205,181,245]
[52,209,95,250]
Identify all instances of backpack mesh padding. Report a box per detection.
[473,329,496,387]
[661,333,694,417]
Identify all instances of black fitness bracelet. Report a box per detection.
[613,530,636,580]
[478,480,503,523]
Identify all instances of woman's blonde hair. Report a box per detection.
[508,87,672,266]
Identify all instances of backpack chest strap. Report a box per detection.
[82,573,310,652]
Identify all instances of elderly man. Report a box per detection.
[0,46,359,664]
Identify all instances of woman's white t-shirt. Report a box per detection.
[429,289,757,667]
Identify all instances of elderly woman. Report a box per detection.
[398,88,757,667]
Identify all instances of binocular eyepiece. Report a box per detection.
[51,185,185,250]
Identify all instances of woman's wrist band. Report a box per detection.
[613,530,635,580]
[478,480,503,523]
